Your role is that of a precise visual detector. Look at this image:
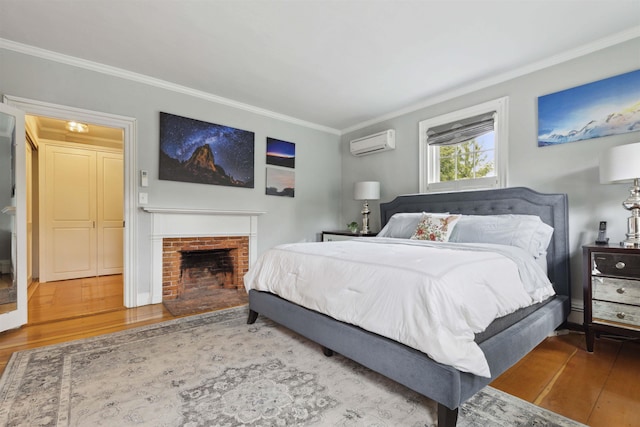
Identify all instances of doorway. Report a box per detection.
[33,117,124,282]
[3,95,138,315]
[27,115,125,319]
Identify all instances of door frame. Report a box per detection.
[3,95,139,308]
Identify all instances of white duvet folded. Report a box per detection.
[243,238,555,377]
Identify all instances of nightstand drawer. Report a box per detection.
[593,300,640,328]
[592,276,640,305]
[592,252,640,279]
[322,233,357,242]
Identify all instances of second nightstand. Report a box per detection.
[582,243,640,352]
[321,230,378,242]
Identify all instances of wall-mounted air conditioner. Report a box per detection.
[350,129,395,156]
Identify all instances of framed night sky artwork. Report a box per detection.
[159,112,255,188]
[266,137,295,168]
[538,69,640,147]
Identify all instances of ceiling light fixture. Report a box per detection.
[66,121,89,133]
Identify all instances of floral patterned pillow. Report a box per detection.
[410,213,461,242]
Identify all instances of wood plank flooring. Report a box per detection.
[1,278,638,426]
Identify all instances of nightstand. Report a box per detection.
[321,230,378,242]
[582,243,640,352]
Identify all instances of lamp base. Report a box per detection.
[622,210,640,247]
[621,240,640,248]
[361,201,371,234]
[621,179,640,248]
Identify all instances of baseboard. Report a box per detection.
[27,280,40,301]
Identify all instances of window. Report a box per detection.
[419,97,508,193]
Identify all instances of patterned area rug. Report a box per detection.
[0,306,586,426]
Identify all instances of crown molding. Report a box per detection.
[341,26,640,134]
[0,38,341,135]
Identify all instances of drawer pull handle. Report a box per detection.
[617,287,626,294]
[615,262,625,269]
[617,312,626,319]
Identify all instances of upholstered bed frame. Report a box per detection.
[247,187,570,426]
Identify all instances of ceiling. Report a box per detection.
[1,1,639,133]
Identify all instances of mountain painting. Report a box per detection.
[159,112,255,188]
[538,69,640,147]
[266,137,295,168]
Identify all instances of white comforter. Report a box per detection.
[243,237,555,377]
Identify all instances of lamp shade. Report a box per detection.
[354,181,380,200]
[600,142,640,184]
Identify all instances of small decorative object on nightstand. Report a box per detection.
[322,230,378,242]
[582,243,640,352]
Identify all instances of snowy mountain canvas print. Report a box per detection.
[538,69,640,146]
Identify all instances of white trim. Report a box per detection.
[342,26,640,134]
[0,38,340,136]
[419,97,508,193]
[2,95,140,308]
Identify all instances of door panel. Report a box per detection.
[97,152,123,275]
[43,145,97,281]
[0,103,27,331]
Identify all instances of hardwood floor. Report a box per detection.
[1,278,638,426]
[492,331,640,426]
[28,275,127,324]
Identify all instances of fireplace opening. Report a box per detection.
[180,249,235,295]
[161,236,249,316]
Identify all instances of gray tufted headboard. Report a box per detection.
[379,187,570,301]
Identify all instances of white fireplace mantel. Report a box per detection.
[142,207,266,216]
[145,207,265,304]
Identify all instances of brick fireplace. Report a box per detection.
[162,236,249,300]
[145,207,263,304]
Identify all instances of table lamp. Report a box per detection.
[599,142,640,248]
[354,181,380,234]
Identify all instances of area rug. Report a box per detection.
[0,306,586,427]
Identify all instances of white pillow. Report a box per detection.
[448,214,554,258]
[410,213,461,242]
[378,212,447,239]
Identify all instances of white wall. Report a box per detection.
[0,48,343,304]
[341,38,640,315]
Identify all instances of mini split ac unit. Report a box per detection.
[350,129,395,156]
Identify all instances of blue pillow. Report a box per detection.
[448,214,553,258]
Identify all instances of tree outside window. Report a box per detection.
[438,133,495,182]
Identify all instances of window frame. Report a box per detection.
[418,97,509,193]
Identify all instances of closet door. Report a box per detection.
[42,145,97,281]
[96,152,123,275]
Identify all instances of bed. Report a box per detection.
[245,187,570,426]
